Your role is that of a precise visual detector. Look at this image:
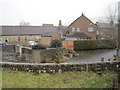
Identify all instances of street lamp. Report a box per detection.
[117,1,120,60]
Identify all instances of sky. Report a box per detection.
[0,0,119,26]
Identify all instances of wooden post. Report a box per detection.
[117,20,120,61]
[117,1,120,61]
[101,57,104,62]
[118,2,120,88]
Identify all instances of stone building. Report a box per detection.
[0,25,68,45]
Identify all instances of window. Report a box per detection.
[4,37,8,40]
[72,27,75,31]
[18,36,20,41]
[11,36,14,40]
[96,31,99,35]
[24,36,27,40]
[77,28,80,32]
[35,36,41,40]
[4,37,8,42]
[88,27,94,32]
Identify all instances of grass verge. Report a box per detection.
[2,70,117,88]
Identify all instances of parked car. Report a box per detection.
[27,41,38,46]
[0,42,6,45]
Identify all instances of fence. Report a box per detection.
[61,41,74,50]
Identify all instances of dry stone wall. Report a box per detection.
[21,47,67,63]
[2,45,16,53]
[1,61,120,74]
[2,45,67,63]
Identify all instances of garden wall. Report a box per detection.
[21,47,67,63]
[1,61,119,88]
[1,61,120,74]
[2,45,16,53]
[2,45,67,63]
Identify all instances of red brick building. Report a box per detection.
[68,14,98,40]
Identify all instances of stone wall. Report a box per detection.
[1,61,120,74]
[1,61,120,88]
[21,47,67,63]
[2,45,15,53]
[2,45,67,63]
[39,48,67,63]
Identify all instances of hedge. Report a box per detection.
[50,39,61,48]
[74,39,117,51]
[32,44,47,50]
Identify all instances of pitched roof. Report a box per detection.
[42,24,54,27]
[97,23,117,29]
[69,14,96,27]
[1,26,66,36]
[58,26,69,35]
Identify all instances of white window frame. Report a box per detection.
[35,36,41,40]
[5,37,8,40]
[24,36,28,40]
[77,28,80,32]
[72,27,75,32]
[88,27,94,32]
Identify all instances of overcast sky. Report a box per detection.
[0,0,119,26]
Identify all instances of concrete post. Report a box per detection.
[19,45,23,56]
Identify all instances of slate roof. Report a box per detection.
[0,26,68,36]
[58,26,69,35]
[97,23,117,29]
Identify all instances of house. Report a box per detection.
[96,22,118,39]
[0,25,68,45]
[0,15,99,46]
[68,14,98,40]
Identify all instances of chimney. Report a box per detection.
[59,20,62,26]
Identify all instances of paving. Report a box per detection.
[63,50,116,64]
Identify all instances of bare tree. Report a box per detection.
[20,20,30,26]
[97,3,118,40]
[104,3,118,40]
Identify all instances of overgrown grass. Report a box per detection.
[2,70,117,88]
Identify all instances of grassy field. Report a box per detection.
[2,70,117,88]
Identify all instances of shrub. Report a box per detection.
[52,56,60,63]
[96,40,116,49]
[54,56,60,63]
[50,39,61,48]
[32,44,47,50]
[68,32,89,39]
[74,39,116,51]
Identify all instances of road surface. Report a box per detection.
[63,50,116,64]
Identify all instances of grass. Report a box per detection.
[77,49,114,57]
[2,70,117,88]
